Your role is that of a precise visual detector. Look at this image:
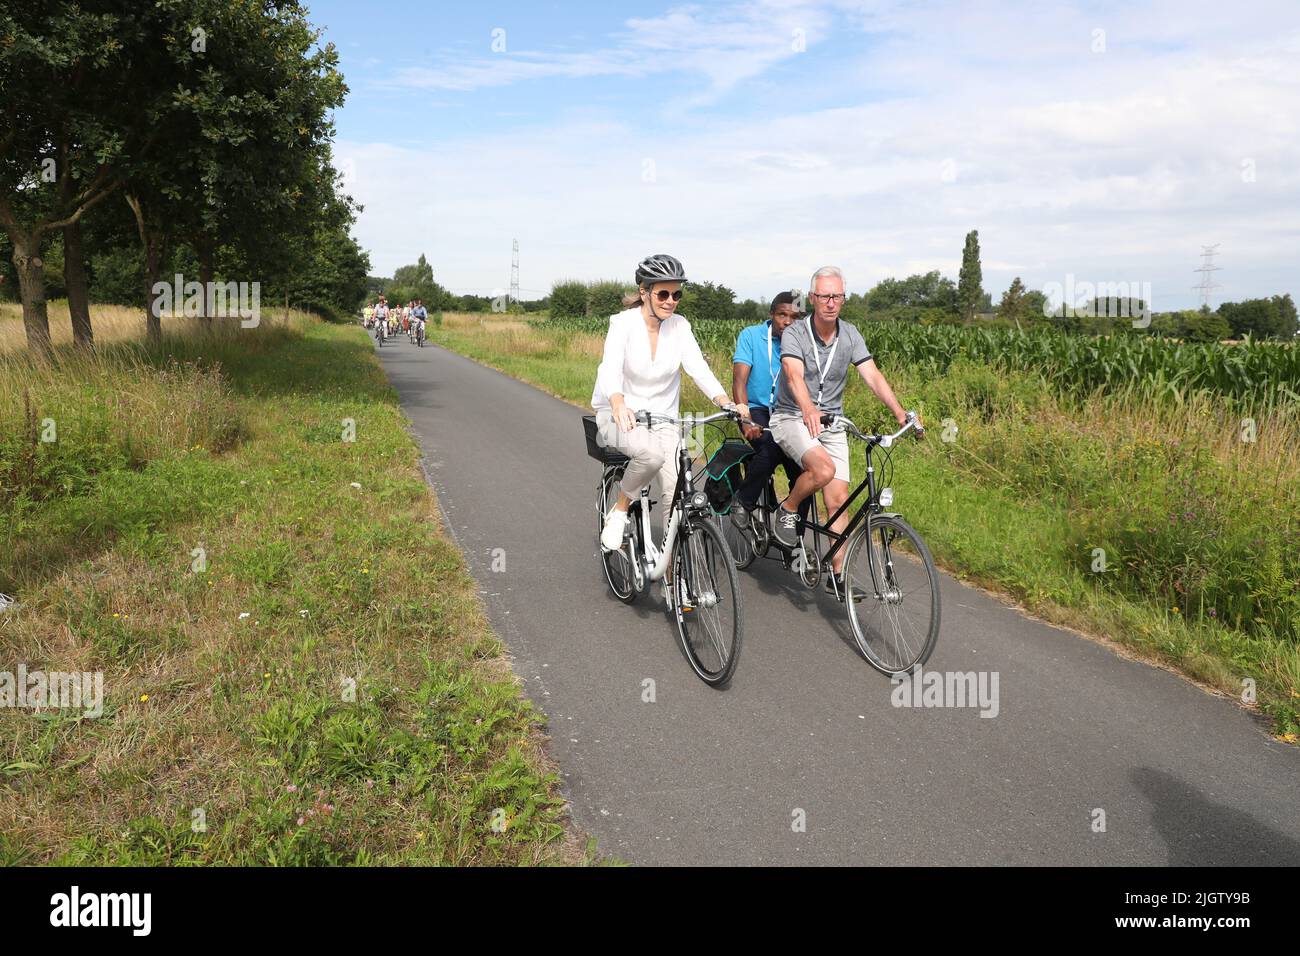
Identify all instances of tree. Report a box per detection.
[1218,297,1295,340]
[997,277,1027,328]
[865,271,957,321]
[681,280,736,323]
[956,230,983,323]
[1183,308,1231,343]
[549,280,587,319]
[734,298,766,325]
[1273,294,1298,338]
[385,251,452,309]
[393,254,435,289]
[0,2,162,354]
[1021,289,1050,325]
[587,281,629,320]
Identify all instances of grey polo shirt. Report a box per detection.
[772,317,872,417]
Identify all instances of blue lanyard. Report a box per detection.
[766,322,779,405]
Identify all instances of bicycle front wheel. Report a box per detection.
[673,515,743,686]
[598,468,637,603]
[842,515,940,676]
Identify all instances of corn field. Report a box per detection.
[543,316,1300,411]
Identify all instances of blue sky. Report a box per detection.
[313,0,1300,308]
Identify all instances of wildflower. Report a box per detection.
[140,694,149,702]
[263,672,271,679]
[1208,608,1217,618]
[113,613,120,619]
[286,784,298,793]
[1172,606,1180,614]
[297,816,305,826]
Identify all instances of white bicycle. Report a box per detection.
[584,409,747,687]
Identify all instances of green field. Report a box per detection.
[0,315,586,864]
[432,312,1300,739]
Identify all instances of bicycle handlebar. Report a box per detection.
[634,408,747,428]
[824,409,923,447]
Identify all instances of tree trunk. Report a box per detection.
[63,218,94,350]
[11,236,53,360]
[142,232,167,348]
[197,235,214,328]
[126,191,166,348]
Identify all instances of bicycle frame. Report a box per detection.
[799,441,883,566]
[752,413,919,570]
[611,410,738,590]
[630,425,703,585]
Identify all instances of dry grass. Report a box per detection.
[0,299,313,355]
[1,313,585,864]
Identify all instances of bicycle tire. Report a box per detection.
[719,497,757,571]
[672,515,743,686]
[598,469,637,603]
[842,515,940,676]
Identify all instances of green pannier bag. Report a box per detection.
[702,439,755,515]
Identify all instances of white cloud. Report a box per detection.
[346,0,1300,308]
[382,0,830,108]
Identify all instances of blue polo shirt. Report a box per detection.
[733,320,784,410]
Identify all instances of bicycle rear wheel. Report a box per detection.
[718,495,757,570]
[842,515,940,675]
[598,468,637,603]
[673,515,743,686]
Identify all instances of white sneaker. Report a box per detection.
[600,507,628,551]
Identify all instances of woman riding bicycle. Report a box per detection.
[593,254,748,553]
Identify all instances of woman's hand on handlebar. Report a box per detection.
[611,399,637,433]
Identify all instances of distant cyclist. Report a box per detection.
[592,254,748,564]
[768,266,919,597]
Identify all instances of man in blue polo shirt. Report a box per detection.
[730,291,811,526]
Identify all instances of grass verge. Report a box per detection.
[0,313,586,865]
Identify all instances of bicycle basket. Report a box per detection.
[702,439,754,514]
[582,414,630,466]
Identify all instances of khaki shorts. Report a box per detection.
[769,412,850,483]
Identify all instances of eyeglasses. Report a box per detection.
[652,290,684,302]
[810,293,845,304]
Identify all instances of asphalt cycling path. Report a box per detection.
[378,336,1300,866]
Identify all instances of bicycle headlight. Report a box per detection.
[691,491,709,510]
[878,487,894,508]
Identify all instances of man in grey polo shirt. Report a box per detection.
[769,265,920,597]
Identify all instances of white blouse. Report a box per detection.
[591,307,726,417]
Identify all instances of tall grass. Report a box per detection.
[1,311,582,864]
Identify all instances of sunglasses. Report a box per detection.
[651,289,684,302]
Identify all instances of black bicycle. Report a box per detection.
[585,409,747,687]
[724,410,940,676]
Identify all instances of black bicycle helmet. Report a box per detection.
[634,254,687,287]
